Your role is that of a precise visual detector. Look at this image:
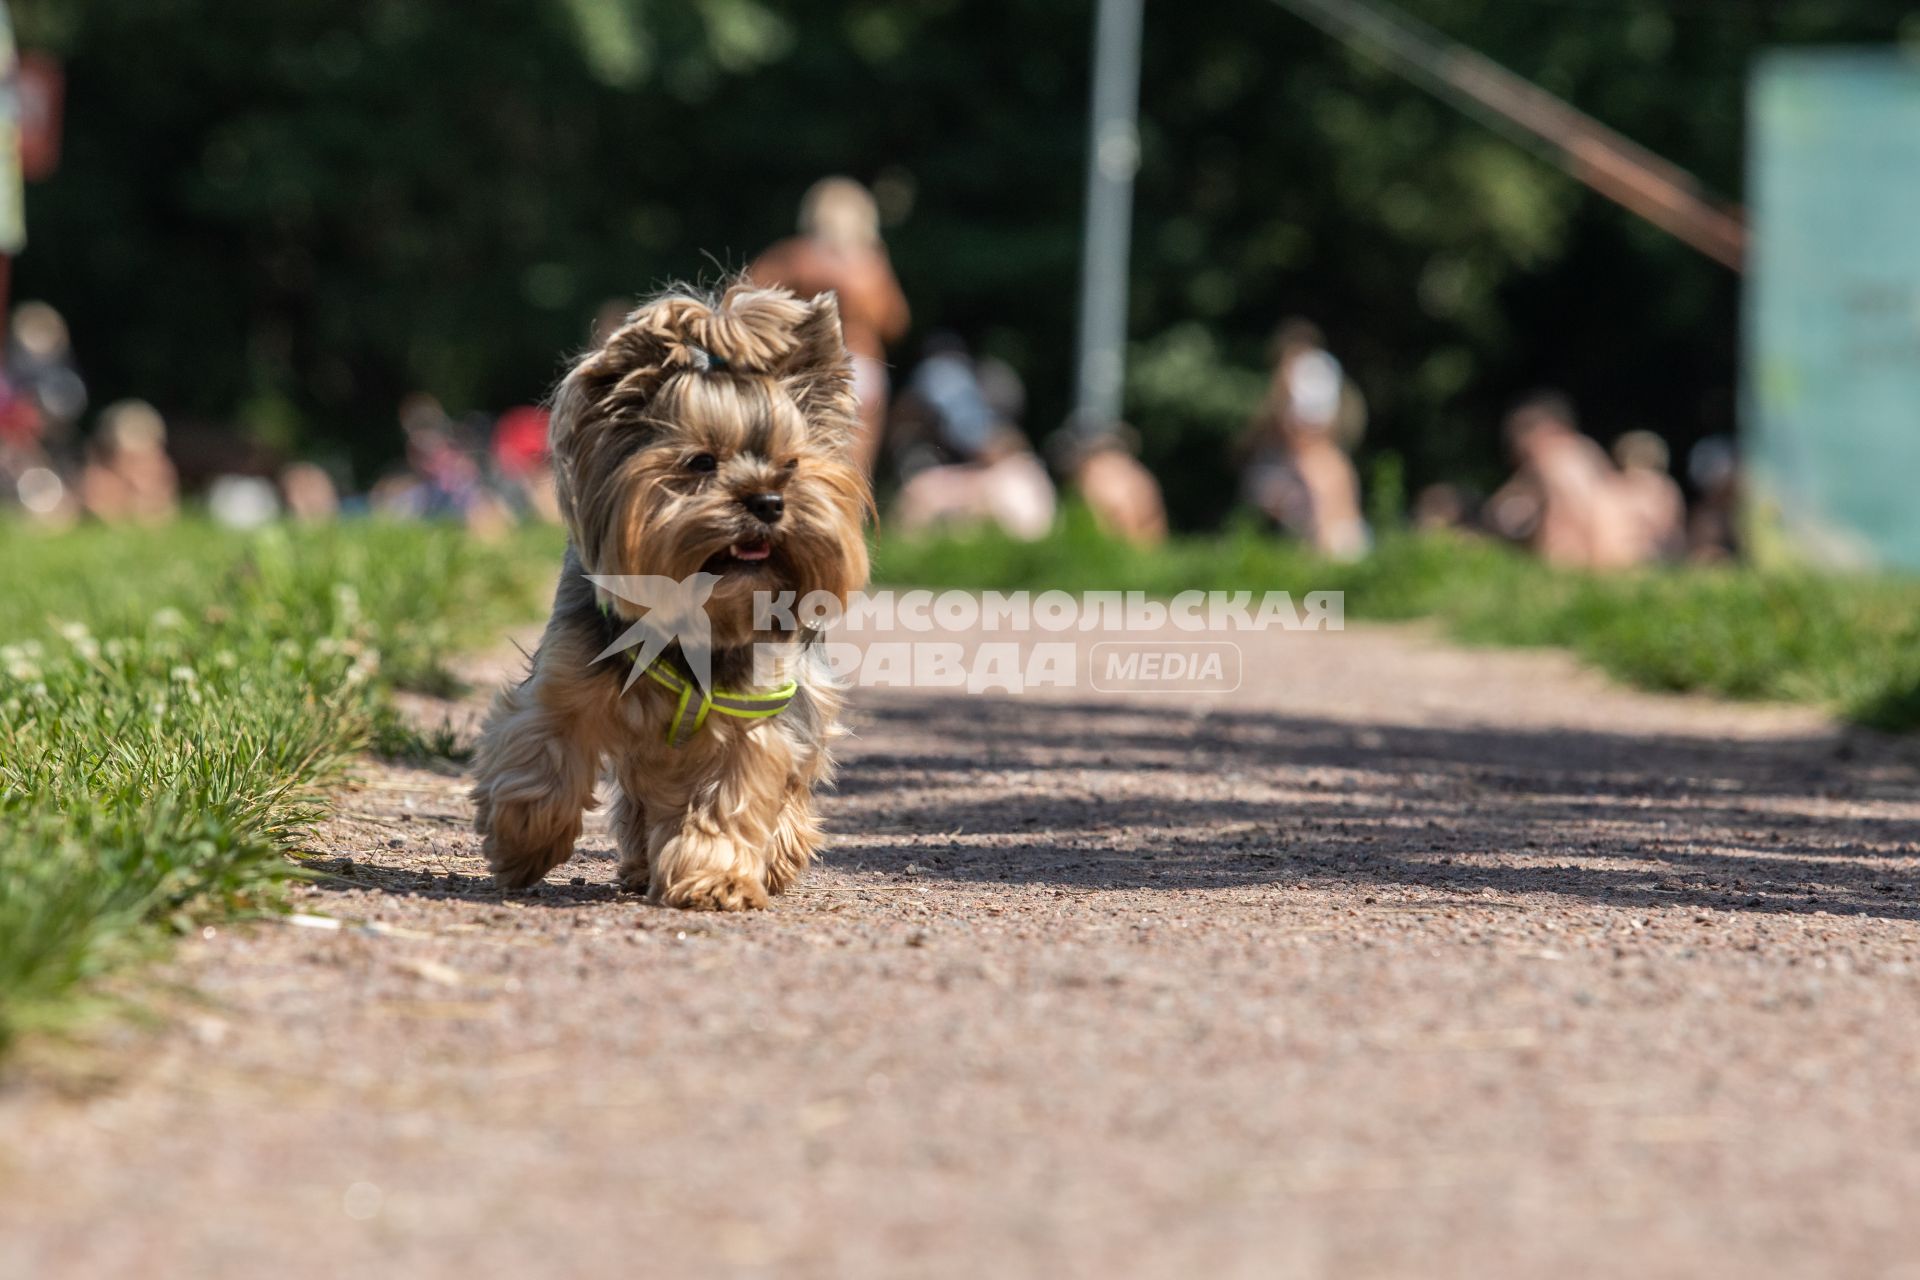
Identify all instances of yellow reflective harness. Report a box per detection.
[638,657,798,749]
[598,600,798,747]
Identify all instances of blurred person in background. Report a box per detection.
[278,461,340,524]
[749,176,909,475]
[1412,482,1478,534]
[1686,434,1741,563]
[888,333,1007,474]
[0,350,53,521]
[370,393,509,536]
[1048,420,1168,547]
[889,335,1055,542]
[491,404,559,524]
[79,399,177,525]
[1486,392,1641,569]
[7,301,85,462]
[1611,429,1686,562]
[1239,319,1369,561]
[0,373,74,526]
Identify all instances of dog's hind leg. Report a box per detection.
[610,782,649,895]
[470,665,609,891]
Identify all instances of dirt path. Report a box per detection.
[5,620,1920,1279]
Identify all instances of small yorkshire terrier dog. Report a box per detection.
[470,282,870,910]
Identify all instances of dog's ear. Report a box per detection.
[544,309,687,544]
[791,291,847,369]
[548,341,646,461]
[544,352,624,547]
[782,292,860,445]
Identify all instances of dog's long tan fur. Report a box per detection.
[470,282,871,910]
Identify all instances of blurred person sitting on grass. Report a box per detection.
[1412,482,1479,534]
[0,371,71,527]
[749,176,910,476]
[1611,429,1686,562]
[8,301,87,465]
[1047,418,1168,548]
[370,393,511,538]
[1239,319,1370,562]
[490,404,561,525]
[1486,392,1650,570]
[889,335,1055,542]
[278,461,341,524]
[1686,434,1741,563]
[79,399,178,526]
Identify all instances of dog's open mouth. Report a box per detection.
[703,538,774,573]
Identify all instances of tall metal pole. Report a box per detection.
[1072,0,1145,430]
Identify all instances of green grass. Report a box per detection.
[874,509,1920,731]
[0,519,561,1047]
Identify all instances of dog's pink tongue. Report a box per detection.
[731,540,772,562]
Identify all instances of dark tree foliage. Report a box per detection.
[14,0,1913,518]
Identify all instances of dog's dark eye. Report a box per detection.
[685,453,718,474]
[783,458,799,472]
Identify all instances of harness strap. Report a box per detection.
[638,655,798,749]
[596,598,796,746]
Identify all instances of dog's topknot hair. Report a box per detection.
[564,281,855,425]
[601,287,810,374]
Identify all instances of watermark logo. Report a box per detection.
[753,588,1343,636]
[589,573,719,692]
[1090,641,1242,694]
[591,580,1341,695]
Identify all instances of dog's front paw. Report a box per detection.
[652,868,770,912]
[476,797,582,892]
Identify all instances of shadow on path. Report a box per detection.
[829,694,1920,922]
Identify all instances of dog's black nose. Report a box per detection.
[741,491,785,523]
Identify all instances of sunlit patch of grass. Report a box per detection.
[0,519,560,1048]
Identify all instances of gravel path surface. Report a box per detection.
[5,620,1919,1279]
